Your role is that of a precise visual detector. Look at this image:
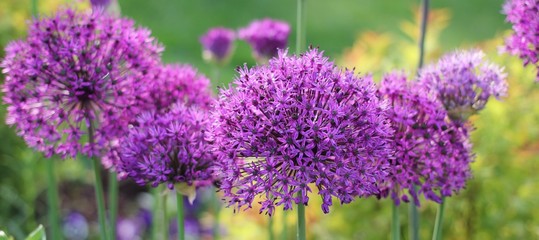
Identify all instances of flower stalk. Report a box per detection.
[89,121,109,240]
[297,192,306,240]
[432,197,446,240]
[108,171,118,240]
[177,193,185,240]
[392,203,400,240]
[46,159,61,240]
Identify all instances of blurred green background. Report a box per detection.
[2,0,539,239]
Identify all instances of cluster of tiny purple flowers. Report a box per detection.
[1,8,162,158]
[378,72,473,205]
[418,50,507,123]
[503,0,539,80]
[200,18,290,64]
[117,104,214,189]
[212,48,392,215]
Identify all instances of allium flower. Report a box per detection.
[378,72,473,205]
[103,64,214,169]
[90,0,112,8]
[212,48,392,215]
[0,9,162,158]
[418,50,507,122]
[117,104,214,190]
[238,18,290,61]
[503,0,539,80]
[200,27,236,64]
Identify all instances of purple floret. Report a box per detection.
[238,18,290,61]
[418,50,507,122]
[503,0,539,80]
[1,9,163,159]
[211,48,392,215]
[378,72,473,205]
[200,27,236,63]
[117,104,215,190]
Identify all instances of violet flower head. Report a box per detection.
[238,18,290,61]
[117,104,214,190]
[90,0,111,8]
[378,72,473,205]
[503,0,539,80]
[212,48,392,215]
[1,9,162,158]
[418,50,508,122]
[102,64,213,169]
[200,27,236,63]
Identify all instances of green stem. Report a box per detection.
[108,171,118,240]
[392,204,400,240]
[152,187,161,240]
[31,0,38,16]
[212,188,220,240]
[163,190,168,240]
[88,121,109,240]
[432,197,446,240]
[176,193,184,240]
[417,0,430,71]
[296,192,306,240]
[45,159,61,240]
[409,186,419,240]
[296,0,306,54]
[269,213,274,240]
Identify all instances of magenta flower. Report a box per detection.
[90,0,112,8]
[378,72,473,205]
[418,50,507,122]
[212,48,392,215]
[103,64,214,169]
[503,0,539,80]
[117,104,214,190]
[1,9,162,159]
[238,18,290,61]
[200,27,236,63]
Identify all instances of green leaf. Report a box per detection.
[0,230,14,240]
[25,225,45,240]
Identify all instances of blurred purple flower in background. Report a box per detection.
[200,27,236,64]
[503,0,539,80]
[238,18,290,62]
[378,72,473,205]
[0,9,162,159]
[117,104,215,190]
[62,211,89,240]
[418,50,507,122]
[90,0,111,8]
[212,48,392,215]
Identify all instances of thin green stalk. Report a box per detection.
[212,188,220,240]
[282,211,288,240]
[432,197,446,240]
[296,0,306,54]
[296,192,306,240]
[163,191,168,240]
[409,186,419,240]
[176,193,184,240]
[269,216,274,240]
[108,171,118,240]
[88,121,109,240]
[392,204,400,240]
[46,160,61,240]
[152,187,161,240]
[31,0,38,16]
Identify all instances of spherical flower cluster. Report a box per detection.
[199,27,236,64]
[238,18,290,61]
[212,48,392,215]
[1,9,162,158]
[140,64,213,112]
[117,104,214,190]
[503,0,539,80]
[378,72,473,205]
[418,50,507,122]
[103,64,213,168]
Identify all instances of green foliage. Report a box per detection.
[25,225,45,240]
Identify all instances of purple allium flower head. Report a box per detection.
[378,72,473,205]
[503,0,539,80]
[63,211,89,240]
[238,18,290,61]
[200,27,236,63]
[90,0,112,8]
[102,64,214,169]
[212,48,392,215]
[117,104,214,190]
[418,50,508,122]
[1,9,162,159]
